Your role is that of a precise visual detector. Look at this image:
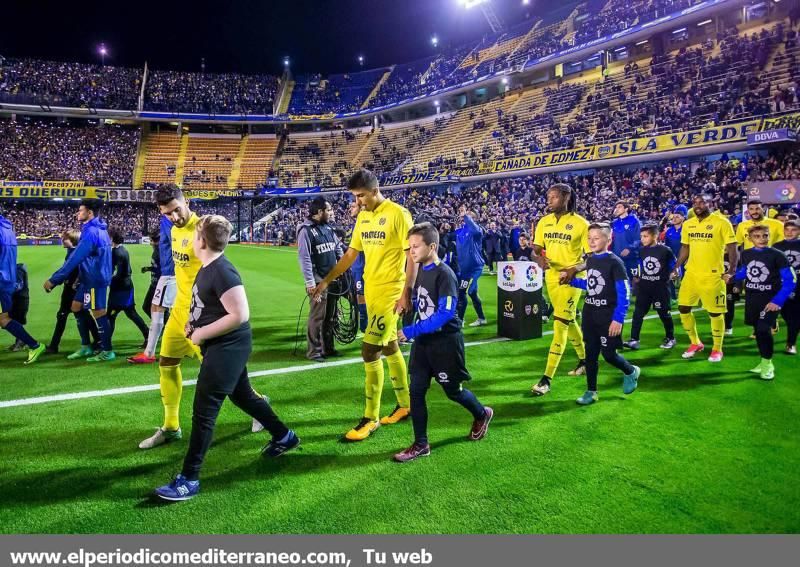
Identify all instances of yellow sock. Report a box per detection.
[545,320,569,378]
[159,364,182,431]
[679,312,700,345]
[364,359,384,421]
[567,320,586,360]
[386,350,410,408]
[710,314,725,352]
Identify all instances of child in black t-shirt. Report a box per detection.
[154,215,299,502]
[774,219,800,354]
[732,224,796,381]
[564,223,640,405]
[623,224,676,350]
[394,222,493,463]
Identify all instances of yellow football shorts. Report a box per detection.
[546,269,583,321]
[363,285,403,346]
[678,271,727,314]
[159,305,202,360]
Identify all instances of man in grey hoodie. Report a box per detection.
[298,197,342,362]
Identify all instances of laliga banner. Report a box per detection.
[746,180,800,205]
[0,181,106,200]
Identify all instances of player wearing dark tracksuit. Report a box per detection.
[108,231,149,344]
[455,212,487,325]
[734,225,796,380]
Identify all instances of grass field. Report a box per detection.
[0,244,798,534]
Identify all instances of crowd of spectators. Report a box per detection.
[0,118,138,186]
[574,0,702,45]
[0,57,140,109]
[251,150,800,245]
[145,70,278,114]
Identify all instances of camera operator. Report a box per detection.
[298,197,342,362]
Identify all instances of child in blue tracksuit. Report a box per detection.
[0,214,45,364]
[45,200,114,362]
[566,223,640,405]
[454,209,487,325]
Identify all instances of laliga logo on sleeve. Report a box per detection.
[747,261,770,283]
[587,269,605,296]
[503,264,516,282]
[416,287,435,320]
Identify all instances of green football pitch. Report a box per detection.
[1,244,798,534]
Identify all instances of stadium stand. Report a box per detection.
[144,70,279,114]
[287,68,388,115]
[0,118,138,186]
[0,57,141,109]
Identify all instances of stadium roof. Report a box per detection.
[0,0,574,75]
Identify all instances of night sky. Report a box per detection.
[0,0,561,75]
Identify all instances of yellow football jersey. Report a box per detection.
[735,217,784,249]
[171,212,202,310]
[533,212,590,271]
[680,213,736,275]
[349,198,413,290]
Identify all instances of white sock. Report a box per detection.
[145,311,165,357]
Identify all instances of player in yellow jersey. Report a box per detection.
[670,194,738,363]
[735,198,783,250]
[530,183,591,396]
[139,185,203,449]
[312,169,417,441]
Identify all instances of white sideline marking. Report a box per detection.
[0,311,681,409]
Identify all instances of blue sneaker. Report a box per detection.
[154,474,199,502]
[623,365,640,395]
[576,390,598,405]
[261,430,300,458]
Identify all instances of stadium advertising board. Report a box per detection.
[747,128,798,145]
[747,179,800,204]
[0,180,106,200]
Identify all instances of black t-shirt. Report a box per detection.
[513,246,534,261]
[584,252,628,312]
[774,239,800,294]
[638,244,675,286]
[739,247,790,296]
[413,261,461,342]
[189,255,251,343]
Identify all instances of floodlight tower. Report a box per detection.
[460,0,503,34]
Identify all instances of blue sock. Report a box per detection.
[95,315,112,351]
[469,291,486,320]
[358,303,368,333]
[4,320,38,349]
[74,311,91,345]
